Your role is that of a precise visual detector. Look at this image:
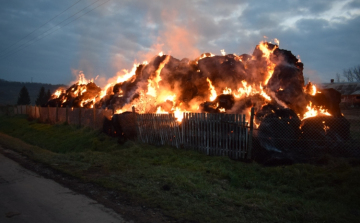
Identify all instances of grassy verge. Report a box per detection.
[1,115,360,222]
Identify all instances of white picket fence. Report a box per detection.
[137,110,254,159]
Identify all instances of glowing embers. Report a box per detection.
[195,52,215,64]
[322,120,330,133]
[114,109,123,114]
[219,107,226,113]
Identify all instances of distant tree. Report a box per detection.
[17,86,31,105]
[343,68,354,82]
[35,87,47,106]
[341,65,360,82]
[335,73,341,82]
[352,65,360,82]
[46,89,51,101]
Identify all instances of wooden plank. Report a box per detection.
[182,113,185,147]
[225,114,229,157]
[236,114,240,159]
[198,114,201,152]
[242,114,246,159]
[247,107,254,159]
[206,113,209,155]
[201,113,204,153]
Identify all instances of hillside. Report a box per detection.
[0,79,65,105]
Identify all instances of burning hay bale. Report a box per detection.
[306,88,342,117]
[48,41,308,118]
[45,40,353,159]
[46,81,101,108]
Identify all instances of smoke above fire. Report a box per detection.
[47,40,340,123]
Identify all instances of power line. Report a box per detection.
[0,0,101,59]
[0,0,110,61]
[1,0,83,57]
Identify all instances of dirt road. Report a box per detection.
[0,151,128,223]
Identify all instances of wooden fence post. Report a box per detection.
[56,104,58,123]
[93,105,96,129]
[66,106,69,124]
[247,107,255,159]
[47,105,50,123]
[79,108,82,127]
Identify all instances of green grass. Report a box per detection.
[1,115,360,222]
[348,119,360,141]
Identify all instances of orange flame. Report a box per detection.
[156,106,168,114]
[223,87,232,95]
[302,102,331,120]
[173,107,185,122]
[116,63,139,84]
[114,109,123,114]
[206,78,217,101]
[258,41,278,85]
[147,55,170,97]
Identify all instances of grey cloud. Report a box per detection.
[0,0,359,85]
[345,0,360,8]
[295,18,330,31]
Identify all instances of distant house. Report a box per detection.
[320,80,360,107]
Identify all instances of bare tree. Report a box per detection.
[343,68,354,82]
[352,65,360,82]
[335,73,341,82]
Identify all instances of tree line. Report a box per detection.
[335,65,360,82]
[17,86,52,106]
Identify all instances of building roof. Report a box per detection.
[351,90,360,95]
[319,82,360,96]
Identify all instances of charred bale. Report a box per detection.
[200,101,219,113]
[197,55,247,90]
[216,94,235,110]
[103,117,116,137]
[300,116,351,154]
[112,112,138,141]
[256,108,301,154]
[267,64,307,115]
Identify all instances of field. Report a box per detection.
[0,115,360,222]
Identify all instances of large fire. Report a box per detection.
[46,40,340,124]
